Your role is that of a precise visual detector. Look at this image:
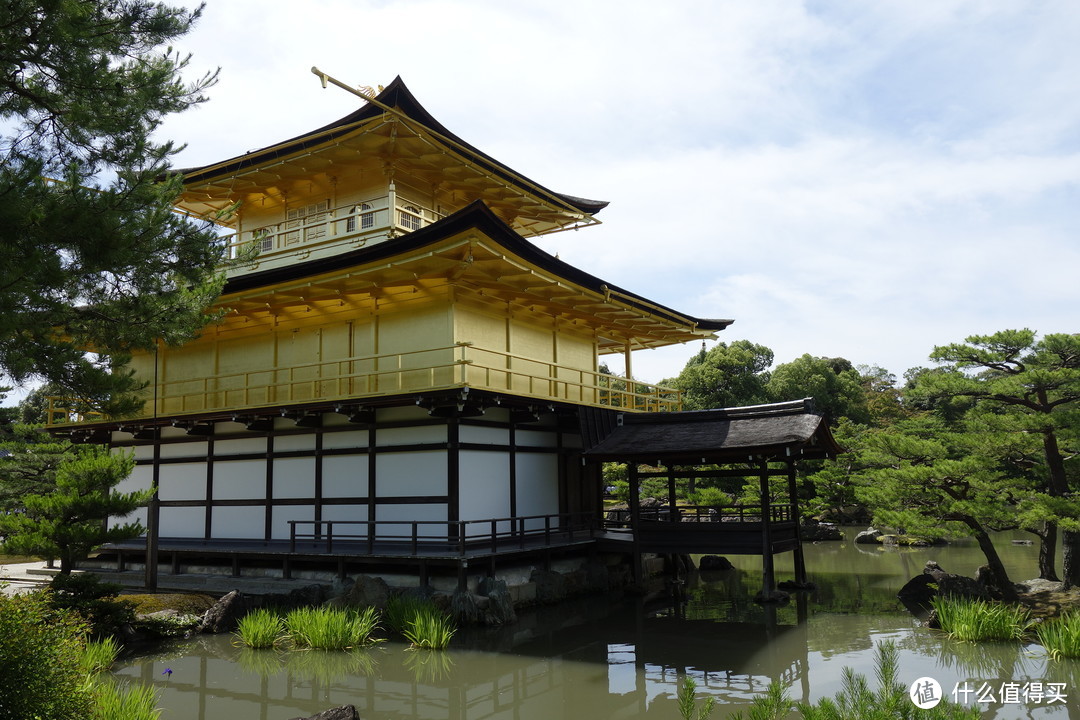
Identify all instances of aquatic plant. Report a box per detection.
[676,676,715,720]
[81,635,122,674]
[403,648,455,682]
[385,594,431,634]
[283,606,381,650]
[235,608,284,649]
[727,642,980,720]
[402,604,457,650]
[929,596,1029,642]
[1035,611,1080,659]
[93,680,161,720]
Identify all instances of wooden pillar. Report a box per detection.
[788,458,808,586]
[628,462,642,585]
[758,457,775,597]
[144,428,160,590]
[666,464,677,523]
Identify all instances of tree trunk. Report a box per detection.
[967,519,1019,602]
[1038,521,1060,581]
[1063,530,1080,589]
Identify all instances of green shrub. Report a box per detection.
[236,608,284,649]
[283,606,381,650]
[48,572,135,637]
[402,604,457,650]
[930,596,1029,642]
[0,591,95,720]
[686,486,732,508]
[1035,611,1080,659]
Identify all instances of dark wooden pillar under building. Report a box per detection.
[788,458,809,586]
[144,429,161,590]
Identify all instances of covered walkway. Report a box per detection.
[583,399,842,595]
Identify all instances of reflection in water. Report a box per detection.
[112,530,1078,719]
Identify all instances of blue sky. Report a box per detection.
[148,1,1080,384]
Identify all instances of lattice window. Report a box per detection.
[399,204,421,231]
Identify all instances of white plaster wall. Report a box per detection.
[271,505,316,540]
[323,455,368,497]
[131,446,154,461]
[214,437,266,456]
[158,464,206,501]
[160,441,208,460]
[108,463,150,532]
[211,506,264,539]
[375,451,447,497]
[323,429,369,450]
[377,424,447,446]
[459,450,511,535]
[212,460,266,499]
[116,464,153,494]
[159,507,205,538]
[272,457,315,499]
[107,505,147,532]
[516,452,559,530]
[516,429,557,447]
[275,433,316,452]
[321,504,369,523]
[376,503,447,537]
[460,425,509,444]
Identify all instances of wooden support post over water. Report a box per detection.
[788,458,809,586]
[628,462,642,585]
[758,456,777,599]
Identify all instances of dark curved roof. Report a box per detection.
[179,76,608,216]
[582,399,843,463]
[222,200,732,335]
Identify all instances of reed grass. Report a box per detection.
[81,635,122,674]
[402,605,457,650]
[93,680,161,720]
[236,608,284,649]
[385,594,431,634]
[283,606,381,650]
[930,596,1029,642]
[1034,611,1080,659]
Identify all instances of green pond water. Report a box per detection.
[112,530,1080,719]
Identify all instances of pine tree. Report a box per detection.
[0,1,227,416]
[916,330,1080,586]
[0,446,149,573]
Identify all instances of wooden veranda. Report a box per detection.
[582,399,842,597]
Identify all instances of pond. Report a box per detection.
[112,530,1080,719]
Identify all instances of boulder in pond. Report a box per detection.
[854,527,883,544]
[197,589,251,634]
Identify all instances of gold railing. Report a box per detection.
[44,343,681,426]
[222,195,444,262]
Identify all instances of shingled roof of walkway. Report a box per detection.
[582,398,843,465]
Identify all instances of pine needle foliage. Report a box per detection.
[726,642,981,720]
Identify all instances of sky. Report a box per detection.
[92,1,1080,386]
